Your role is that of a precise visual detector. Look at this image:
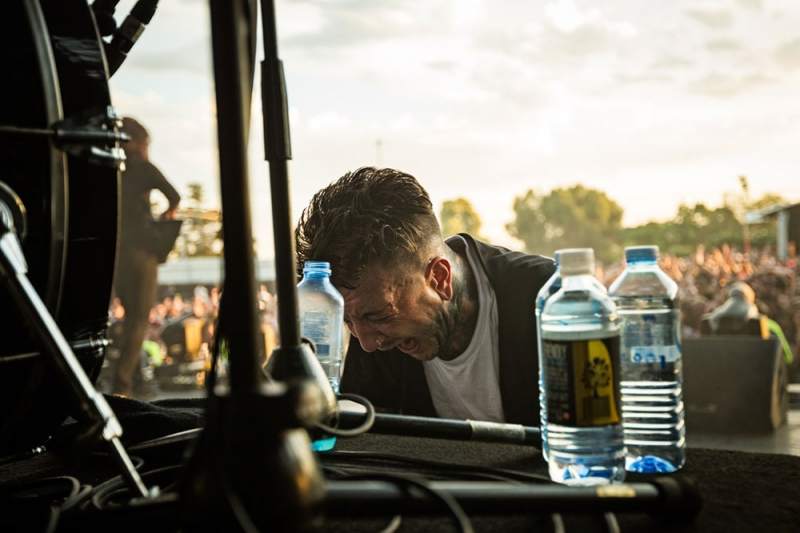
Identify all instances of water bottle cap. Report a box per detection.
[553,250,561,268]
[557,248,594,276]
[303,261,332,275]
[625,246,659,263]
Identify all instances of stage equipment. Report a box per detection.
[0,182,147,497]
[90,0,160,76]
[102,0,160,77]
[257,0,338,436]
[0,0,123,456]
[683,336,789,433]
[179,0,330,531]
[324,476,702,523]
[0,0,152,498]
[338,411,542,447]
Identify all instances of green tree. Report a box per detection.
[440,198,485,239]
[506,185,624,264]
[174,182,224,258]
[623,202,742,256]
[188,182,205,209]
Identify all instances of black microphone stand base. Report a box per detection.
[180,380,327,533]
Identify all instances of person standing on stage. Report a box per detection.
[112,117,181,399]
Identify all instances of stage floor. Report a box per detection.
[152,385,800,458]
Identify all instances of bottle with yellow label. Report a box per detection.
[539,248,626,485]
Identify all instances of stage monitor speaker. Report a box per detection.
[683,336,789,433]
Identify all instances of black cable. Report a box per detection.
[89,465,180,509]
[377,515,402,533]
[315,393,375,438]
[88,451,145,471]
[43,504,59,533]
[342,472,474,533]
[321,450,552,484]
[59,484,93,512]
[551,513,565,533]
[603,512,621,533]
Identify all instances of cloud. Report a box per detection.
[687,72,773,97]
[616,72,673,85]
[705,39,742,53]
[537,0,637,61]
[125,39,212,73]
[735,0,763,11]
[540,23,611,57]
[651,55,694,70]
[544,0,598,33]
[685,9,735,29]
[774,38,800,70]
[281,0,422,53]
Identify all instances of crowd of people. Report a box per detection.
[603,243,799,379]
[102,242,800,400]
[101,283,280,398]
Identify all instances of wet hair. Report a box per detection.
[295,167,442,289]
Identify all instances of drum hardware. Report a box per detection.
[0,181,149,498]
[0,337,108,365]
[89,0,160,77]
[90,0,121,37]
[0,105,128,167]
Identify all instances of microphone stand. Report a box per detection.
[179,1,327,531]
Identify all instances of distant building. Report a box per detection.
[157,257,277,294]
[745,202,800,261]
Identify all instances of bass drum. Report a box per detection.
[0,0,119,455]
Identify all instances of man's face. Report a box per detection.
[339,258,453,362]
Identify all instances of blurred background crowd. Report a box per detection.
[99,244,800,400]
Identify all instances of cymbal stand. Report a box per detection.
[0,182,149,498]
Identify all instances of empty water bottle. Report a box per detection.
[540,248,625,485]
[608,246,685,473]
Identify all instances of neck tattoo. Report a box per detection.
[440,253,479,360]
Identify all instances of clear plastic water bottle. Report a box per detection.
[540,248,626,485]
[608,246,685,473]
[536,252,609,462]
[297,261,344,452]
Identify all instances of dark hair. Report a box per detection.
[120,117,150,153]
[295,167,442,289]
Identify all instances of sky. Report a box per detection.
[108,0,800,258]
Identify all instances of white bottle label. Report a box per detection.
[628,345,680,365]
[301,311,332,358]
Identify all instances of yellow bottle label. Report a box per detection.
[543,335,621,427]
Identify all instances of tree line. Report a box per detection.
[441,176,788,264]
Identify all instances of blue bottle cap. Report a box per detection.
[303,261,331,274]
[625,246,658,263]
